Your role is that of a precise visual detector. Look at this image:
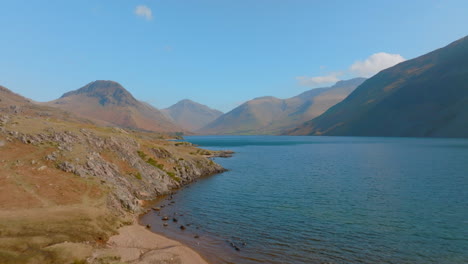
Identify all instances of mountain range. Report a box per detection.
[288,36,468,138]
[198,78,366,135]
[4,36,468,138]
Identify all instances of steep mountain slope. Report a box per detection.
[47,80,182,133]
[199,78,365,135]
[162,99,223,131]
[288,36,468,138]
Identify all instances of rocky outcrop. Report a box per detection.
[0,110,225,214]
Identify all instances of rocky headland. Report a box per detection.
[0,87,230,264]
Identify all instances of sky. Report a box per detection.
[1,0,467,112]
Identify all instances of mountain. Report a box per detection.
[162,99,223,131]
[198,78,366,135]
[288,36,468,138]
[47,80,182,133]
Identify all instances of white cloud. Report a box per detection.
[134,5,153,21]
[296,52,405,87]
[296,72,342,87]
[350,52,405,77]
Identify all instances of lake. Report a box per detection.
[140,136,468,264]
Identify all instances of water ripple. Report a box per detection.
[141,136,468,264]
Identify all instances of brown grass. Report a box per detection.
[0,138,120,264]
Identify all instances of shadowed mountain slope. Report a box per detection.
[162,99,223,131]
[288,36,468,138]
[47,80,182,133]
[199,78,366,135]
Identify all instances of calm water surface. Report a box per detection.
[141,136,468,264]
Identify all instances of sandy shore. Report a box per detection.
[91,223,209,264]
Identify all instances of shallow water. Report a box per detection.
[141,136,468,264]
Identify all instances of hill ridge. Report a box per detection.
[198,78,366,135]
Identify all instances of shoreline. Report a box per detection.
[127,153,234,264]
[92,220,211,264]
[89,144,234,263]
[110,151,234,264]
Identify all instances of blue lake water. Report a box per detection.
[141,136,468,264]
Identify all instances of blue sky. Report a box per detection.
[1,0,467,112]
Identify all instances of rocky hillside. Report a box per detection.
[162,99,223,131]
[199,78,365,135]
[288,36,468,138]
[0,85,230,263]
[0,85,31,105]
[46,80,183,133]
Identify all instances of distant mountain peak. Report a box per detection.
[252,96,279,101]
[178,99,196,104]
[172,99,201,107]
[163,99,223,131]
[60,80,138,106]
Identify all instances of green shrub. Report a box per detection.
[134,172,142,180]
[137,150,147,160]
[167,171,181,182]
[146,157,164,170]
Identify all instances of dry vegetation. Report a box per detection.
[0,136,121,264]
